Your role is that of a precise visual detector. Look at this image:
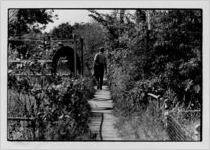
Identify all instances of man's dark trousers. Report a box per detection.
[94,64,104,89]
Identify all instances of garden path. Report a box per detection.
[88,85,122,140]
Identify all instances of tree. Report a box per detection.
[9,9,56,36]
[49,21,105,75]
[72,22,106,75]
[89,9,202,109]
[50,22,74,39]
[148,10,202,108]
[88,10,126,49]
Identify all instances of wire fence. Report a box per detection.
[167,110,201,141]
[165,114,190,141]
[8,88,37,140]
[8,117,36,140]
[147,93,201,141]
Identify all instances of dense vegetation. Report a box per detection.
[8,73,95,140]
[8,38,96,140]
[89,9,202,139]
[8,9,96,140]
[8,9,202,140]
[50,22,105,75]
[89,9,202,112]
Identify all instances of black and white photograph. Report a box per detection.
[6,8,203,141]
[1,0,210,149]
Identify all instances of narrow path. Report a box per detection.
[88,85,122,140]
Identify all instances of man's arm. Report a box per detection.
[104,57,107,73]
[93,53,98,66]
[93,53,98,73]
[94,53,98,62]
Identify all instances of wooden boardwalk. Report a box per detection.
[88,85,122,141]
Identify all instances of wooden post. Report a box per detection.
[73,34,77,75]
[147,10,151,31]
[80,38,84,76]
[145,11,151,52]
[32,119,36,140]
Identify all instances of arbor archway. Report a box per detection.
[51,46,81,75]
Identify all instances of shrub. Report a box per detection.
[8,74,95,140]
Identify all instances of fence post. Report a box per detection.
[73,34,77,75]
[32,119,36,140]
[80,38,84,76]
[145,10,151,52]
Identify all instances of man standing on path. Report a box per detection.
[93,47,107,90]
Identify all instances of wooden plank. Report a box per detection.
[102,113,121,140]
[147,93,160,99]
[88,112,103,140]
[88,85,122,140]
[8,117,35,121]
[9,39,43,42]
[9,39,74,42]
[11,73,71,77]
[9,60,68,63]
[169,110,201,113]
[51,39,74,42]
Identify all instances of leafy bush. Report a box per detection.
[8,74,95,140]
[90,9,201,140]
[90,9,202,111]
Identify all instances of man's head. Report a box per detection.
[99,47,105,53]
[58,42,64,47]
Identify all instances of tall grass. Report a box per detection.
[114,100,169,141]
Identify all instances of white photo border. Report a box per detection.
[1,0,209,150]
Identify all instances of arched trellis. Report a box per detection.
[51,46,81,75]
[9,34,84,76]
[49,34,84,76]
